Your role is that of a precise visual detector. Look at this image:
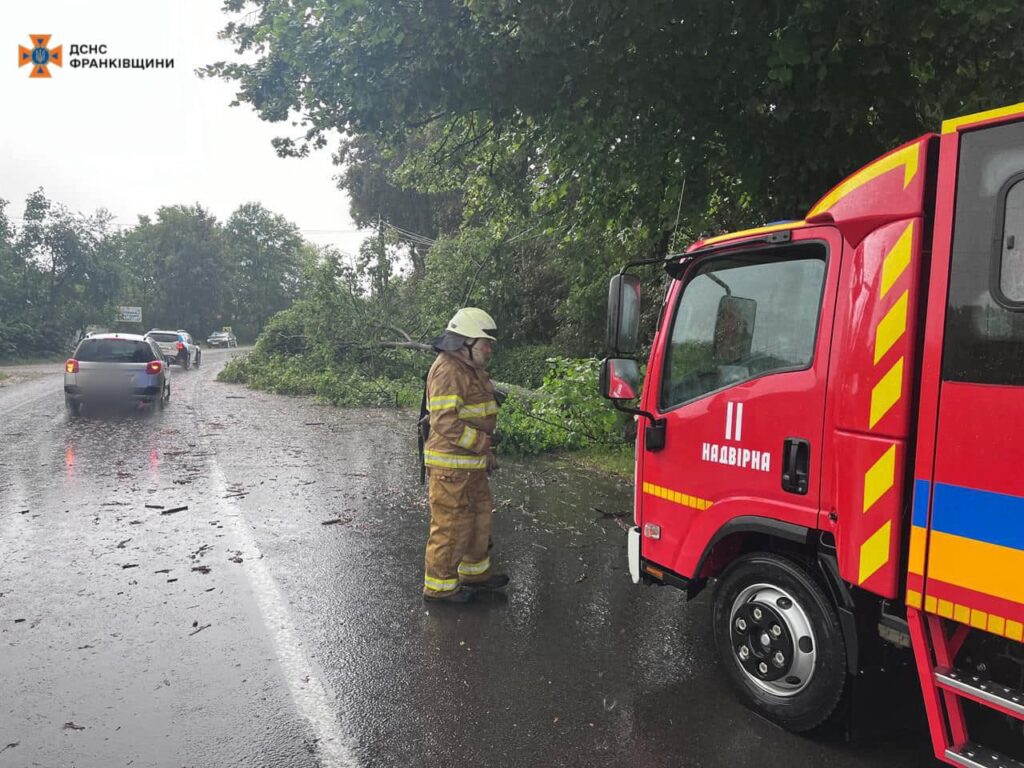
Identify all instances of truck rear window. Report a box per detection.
[148,333,180,343]
[76,339,155,363]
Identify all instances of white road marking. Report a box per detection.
[192,363,359,768]
[206,460,360,768]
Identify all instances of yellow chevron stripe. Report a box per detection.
[922,592,1024,642]
[858,520,892,584]
[874,290,909,364]
[642,481,713,511]
[863,445,896,513]
[942,102,1024,134]
[869,357,904,428]
[880,222,914,299]
[808,144,919,218]
[700,220,806,247]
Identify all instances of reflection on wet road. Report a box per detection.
[0,352,935,767]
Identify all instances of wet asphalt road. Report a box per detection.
[0,350,937,768]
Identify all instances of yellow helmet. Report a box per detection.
[446,307,497,341]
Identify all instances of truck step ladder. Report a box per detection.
[945,742,1024,768]
[909,609,1024,767]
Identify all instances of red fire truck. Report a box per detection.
[601,103,1024,766]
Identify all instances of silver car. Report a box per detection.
[64,334,171,415]
[145,329,201,369]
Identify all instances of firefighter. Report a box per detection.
[422,307,509,603]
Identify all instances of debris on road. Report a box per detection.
[154,569,171,574]
[62,722,85,731]
[189,623,211,636]
[160,506,188,515]
[0,741,19,755]
[223,491,248,500]
[191,544,212,559]
[18,509,29,515]
[228,551,243,563]
[575,573,588,583]
[14,618,25,624]
[320,517,352,526]
[144,504,164,510]
[191,565,211,574]
[116,539,131,549]
[121,563,139,570]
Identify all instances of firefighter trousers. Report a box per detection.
[423,468,494,595]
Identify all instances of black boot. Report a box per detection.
[461,573,509,592]
[423,587,475,604]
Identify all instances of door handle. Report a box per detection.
[781,437,810,495]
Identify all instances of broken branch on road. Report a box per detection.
[320,517,352,526]
[160,506,188,515]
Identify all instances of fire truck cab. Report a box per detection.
[602,103,1024,765]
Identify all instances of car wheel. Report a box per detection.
[712,553,847,732]
[195,352,201,368]
[183,355,191,371]
[65,396,81,416]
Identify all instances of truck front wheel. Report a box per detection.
[712,553,846,732]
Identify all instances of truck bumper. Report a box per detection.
[627,526,641,584]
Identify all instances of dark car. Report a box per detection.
[206,330,237,348]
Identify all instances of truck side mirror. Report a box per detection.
[606,274,641,356]
[600,357,641,401]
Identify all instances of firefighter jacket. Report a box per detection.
[423,350,498,471]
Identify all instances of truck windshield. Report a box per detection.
[661,247,826,409]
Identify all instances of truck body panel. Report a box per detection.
[612,103,1024,764]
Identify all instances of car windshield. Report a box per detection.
[211,332,227,337]
[148,332,180,343]
[76,339,155,363]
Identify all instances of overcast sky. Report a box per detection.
[1,0,369,256]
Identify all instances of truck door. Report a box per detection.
[915,119,1024,639]
[637,227,841,579]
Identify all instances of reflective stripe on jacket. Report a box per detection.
[423,351,497,471]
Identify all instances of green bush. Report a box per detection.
[489,344,556,389]
[219,351,422,408]
[498,357,629,455]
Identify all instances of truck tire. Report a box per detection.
[712,553,846,732]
